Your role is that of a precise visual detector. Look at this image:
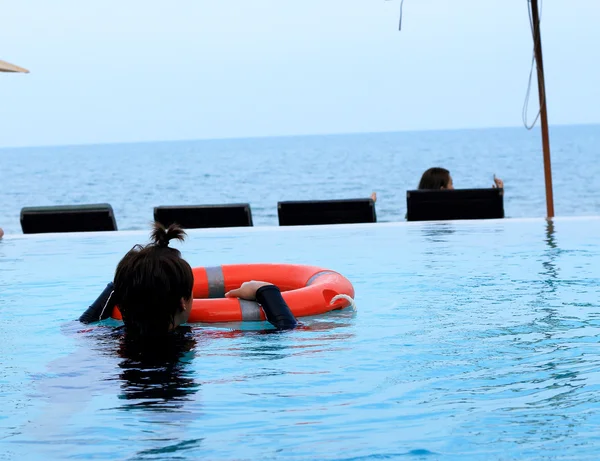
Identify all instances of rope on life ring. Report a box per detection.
[330,294,356,311]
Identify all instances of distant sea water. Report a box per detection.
[1,125,599,234]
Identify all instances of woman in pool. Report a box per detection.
[80,222,297,336]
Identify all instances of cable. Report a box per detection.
[399,0,405,31]
[388,0,544,131]
[523,0,545,130]
[385,0,406,31]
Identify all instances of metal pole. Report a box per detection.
[530,0,555,218]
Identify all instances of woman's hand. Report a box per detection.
[493,176,504,189]
[225,281,273,301]
[370,191,377,203]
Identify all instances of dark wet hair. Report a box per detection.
[418,167,451,190]
[113,222,193,338]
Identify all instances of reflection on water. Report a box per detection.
[420,222,456,244]
[231,315,356,361]
[471,219,596,447]
[28,312,356,420]
[190,309,356,355]
[535,218,561,331]
[545,219,557,250]
[418,223,457,275]
[115,328,199,411]
[542,218,559,294]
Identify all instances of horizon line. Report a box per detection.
[1,121,598,151]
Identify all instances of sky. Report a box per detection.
[0,0,598,148]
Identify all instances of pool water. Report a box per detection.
[1,218,600,460]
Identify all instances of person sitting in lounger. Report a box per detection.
[417,167,504,190]
[370,167,504,203]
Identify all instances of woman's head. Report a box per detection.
[113,222,193,337]
[418,167,454,190]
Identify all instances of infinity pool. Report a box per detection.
[1,218,599,460]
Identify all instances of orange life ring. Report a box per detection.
[111,263,355,324]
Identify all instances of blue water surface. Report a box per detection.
[1,217,600,460]
[1,125,600,234]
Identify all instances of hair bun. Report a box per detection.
[150,222,187,248]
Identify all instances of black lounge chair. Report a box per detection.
[406,188,504,221]
[154,204,253,229]
[20,203,118,234]
[277,198,376,226]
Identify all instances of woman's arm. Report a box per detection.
[79,282,116,323]
[226,281,297,330]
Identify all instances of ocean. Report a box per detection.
[1,124,599,234]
